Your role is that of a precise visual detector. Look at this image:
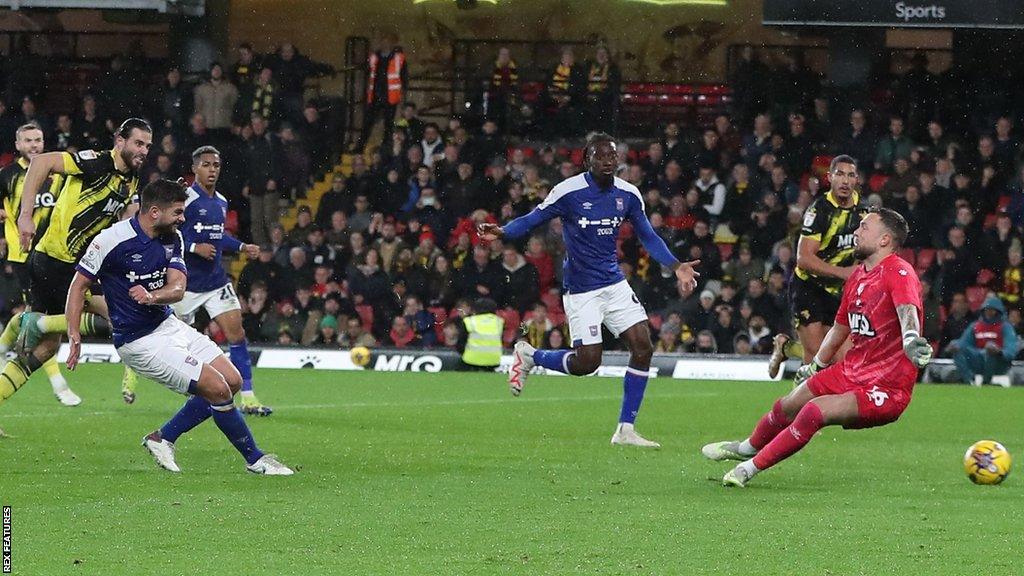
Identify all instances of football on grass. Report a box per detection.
[964,440,1012,485]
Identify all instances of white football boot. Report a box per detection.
[611,423,661,448]
[142,433,181,473]
[246,454,294,475]
[508,341,536,397]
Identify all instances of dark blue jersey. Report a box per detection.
[180,183,243,293]
[76,218,186,346]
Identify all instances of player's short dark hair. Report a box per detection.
[191,145,221,164]
[585,132,616,159]
[15,122,42,137]
[870,206,909,248]
[829,154,857,173]
[116,118,152,139]
[140,178,188,211]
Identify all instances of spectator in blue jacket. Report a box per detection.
[949,295,1018,386]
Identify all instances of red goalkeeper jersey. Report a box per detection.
[834,252,923,389]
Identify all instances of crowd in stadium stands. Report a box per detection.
[2,41,1024,358]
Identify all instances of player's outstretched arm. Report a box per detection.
[897,304,932,368]
[18,152,67,252]
[630,205,700,291]
[479,207,555,241]
[65,272,93,371]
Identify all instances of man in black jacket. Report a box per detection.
[242,115,280,245]
[459,244,505,304]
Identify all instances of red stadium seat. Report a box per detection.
[897,248,916,267]
[496,308,521,346]
[224,210,239,237]
[648,314,663,331]
[966,286,988,312]
[541,292,563,313]
[868,174,889,193]
[915,248,936,273]
[428,306,448,340]
[570,148,585,166]
[998,195,1012,211]
[811,155,833,179]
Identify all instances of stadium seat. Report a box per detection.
[496,308,521,346]
[897,248,916,267]
[915,248,936,273]
[355,305,374,329]
[966,286,988,312]
[428,306,448,340]
[648,314,663,331]
[541,292,563,313]
[868,174,889,192]
[225,210,239,237]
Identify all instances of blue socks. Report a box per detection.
[160,395,212,443]
[533,349,573,374]
[229,341,254,393]
[619,367,650,424]
[210,399,264,465]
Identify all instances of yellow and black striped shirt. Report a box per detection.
[35,150,139,264]
[0,157,63,263]
[794,190,865,295]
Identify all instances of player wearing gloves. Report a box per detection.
[702,208,929,487]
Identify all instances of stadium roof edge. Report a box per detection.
[0,0,203,16]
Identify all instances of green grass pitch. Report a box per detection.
[1,364,1021,575]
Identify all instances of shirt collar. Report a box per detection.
[130,217,152,244]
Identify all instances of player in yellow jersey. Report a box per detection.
[0,119,151,419]
[0,122,81,407]
[768,155,865,377]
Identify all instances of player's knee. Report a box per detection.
[197,372,232,404]
[630,338,653,366]
[223,369,242,394]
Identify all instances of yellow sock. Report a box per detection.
[0,312,22,351]
[42,356,66,387]
[0,358,32,405]
[39,314,68,333]
[784,339,804,360]
[37,313,109,336]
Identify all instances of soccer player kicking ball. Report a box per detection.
[479,133,700,447]
[121,146,271,416]
[702,208,931,486]
[66,179,291,475]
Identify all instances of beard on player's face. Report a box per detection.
[853,243,874,260]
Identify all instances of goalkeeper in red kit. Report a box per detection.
[702,207,933,487]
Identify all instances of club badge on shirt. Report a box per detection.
[616,197,624,211]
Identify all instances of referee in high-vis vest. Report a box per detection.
[457,298,504,371]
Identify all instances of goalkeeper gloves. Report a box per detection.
[903,332,933,368]
[794,357,825,386]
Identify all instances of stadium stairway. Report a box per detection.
[226,152,355,280]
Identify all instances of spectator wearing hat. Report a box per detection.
[413,228,443,270]
[287,206,315,245]
[313,315,340,346]
[948,295,1018,386]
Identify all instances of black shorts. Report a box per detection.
[789,275,841,327]
[29,252,78,314]
[9,260,31,307]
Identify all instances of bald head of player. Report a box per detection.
[14,122,44,161]
[585,132,617,188]
[114,118,153,173]
[828,154,858,206]
[138,178,188,237]
[853,207,909,265]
